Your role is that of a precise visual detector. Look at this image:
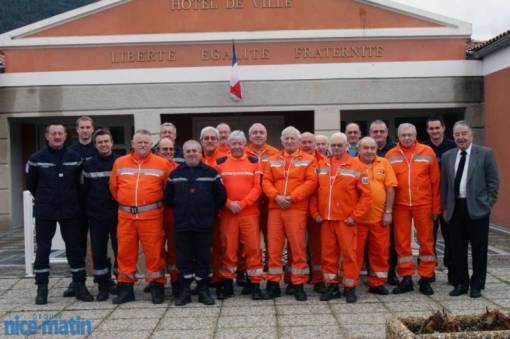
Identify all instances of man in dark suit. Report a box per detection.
[441,121,499,298]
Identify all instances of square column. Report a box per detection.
[314,107,341,137]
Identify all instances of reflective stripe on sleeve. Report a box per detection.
[82,171,112,178]
[196,175,221,182]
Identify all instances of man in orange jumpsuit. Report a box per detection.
[200,126,229,285]
[215,130,268,300]
[356,137,397,295]
[315,134,330,157]
[263,126,317,301]
[310,132,372,303]
[156,138,180,296]
[386,123,440,296]
[216,122,231,155]
[298,132,327,294]
[109,129,171,304]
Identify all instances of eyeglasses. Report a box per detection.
[160,147,174,151]
[202,136,218,141]
[330,144,345,147]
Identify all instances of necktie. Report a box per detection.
[454,150,467,197]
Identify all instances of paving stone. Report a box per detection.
[151,329,214,339]
[116,300,171,309]
[96,318,159,331]
[60,309,112,320]
[274,296,324,306]
[109,307,166,319]
[157,316,216,330]
[492,298,510,308]
[217,315,276,328]
[344,324,386,339]
[279,325,345,339]
[216,326,278,339]
[64,301,117,310]
[276,304,331,315]
[391,311,435,319]
[89,330,150,339]
[221,297,275,307]
[165,306,220,318]
[336,312,393,325]
[0,278,20,289]
[221,305,275,316]
[12,303,68,312]
[331,302,387,314]
[384,301,437,312]
[278,314,337,327]
[2,310,61,320]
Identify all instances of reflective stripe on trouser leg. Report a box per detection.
[321,221,341,284]
[338,222,358,287]
[238,214,264,283]
[117,217,140,283]
[413,207,437,278]
[308,217,323,284]
[137,217,166,284]
[365,222,390,287]
[266,209,286,282]
[282,209,309,285]
[393,207,416,277]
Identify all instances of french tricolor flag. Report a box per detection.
[229,43,242,101]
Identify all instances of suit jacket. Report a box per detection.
[441,144,499,222]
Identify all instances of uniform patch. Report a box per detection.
[362,177,369,185]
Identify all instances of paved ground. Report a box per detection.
[0,225,509,338]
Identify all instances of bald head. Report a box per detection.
[315,134,329,155]
[358,137,378,164]
[300,132,316,154]
[329,132,348,159]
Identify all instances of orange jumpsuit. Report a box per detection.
[262,149,317,285]
[109,152,171,284]
[310,154,372,287]
[386,143,440,279]
[216,154,264,283]
[355,156,397,287]
[162,159,179,283]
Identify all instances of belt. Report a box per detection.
[119,201,162,214]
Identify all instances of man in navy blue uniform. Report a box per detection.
[164,140,226,306]
[26,124,94,305]
[423,116,457,285]
[81,129,119,301]
[64,116,98,297]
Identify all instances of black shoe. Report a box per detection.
[35,284,48,305]
[216,279,234,300]
[266,281,281,299]
[150,282,165,304]
[368,285,389,295]
[112,283,135,304]
[251,283,269,300]
[449,285,468,297]
[143,284,152,293]
[320,284,341,301]
[241,283,252,295]
[387,272,399,286]
[469,288,481,298]
[294,284,307,301]
[418,278,434,296]
[447,270,456,286]
[171,282,180,297]
[74,282,94,302]
[285,283,295,295]
[198,287,215,305]
[236,271,248,287]
[174,285,191,306]
[313,282,326,294]
[344,287,357,303]
[393,276,413,294]
[96,282,110,302]
[63,281,76,298]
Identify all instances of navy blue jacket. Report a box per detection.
[81,153,119,220]
[164,162,226,231]
[377,139,396,157]
[69,141,98,162]
[423,138,456,166]
[26,146,82,220]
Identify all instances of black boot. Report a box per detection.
[108,279,118,295]
[143,284,152,293]
[313,282,326,294]
[112,282,135,304]
[171,282,180,297]
[175,280,192,306]
[393,276,414,294]
[62,281,76,297]
[96,280,110,302]
[216,279,234,300]
[294,284,307,301]
[344,287,358,303]
[320,283,341,301]
[368,285,389,295]
[197,279,215,305]
[266,281,281,299]
[150,281,165,304]
[251,283,269,300]
[418,277,434,296]
[285,283,295,295]
[236,271,248,287]
[35,284,48,305]
[74,282,94,302]
[387,270,399,286]
[241,283,252,295]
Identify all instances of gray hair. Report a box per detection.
[330,132,347,144]
[183,139,202,152]
[281,126,301,139]
[345,122,361,132]
[200,126,219,140]
[369,120,388,132]
[227,130,247,144]
[160,122,176,133]
[248,123,267,135]
[133,129,152,137]
[300,132,316,142]
[453,120,472,133]
[315,134,329,144]
[358,136,377,148]
[397,123,417,135]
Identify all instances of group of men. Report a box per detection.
[26,115,499,307]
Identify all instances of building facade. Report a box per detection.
[0,0,489,230]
